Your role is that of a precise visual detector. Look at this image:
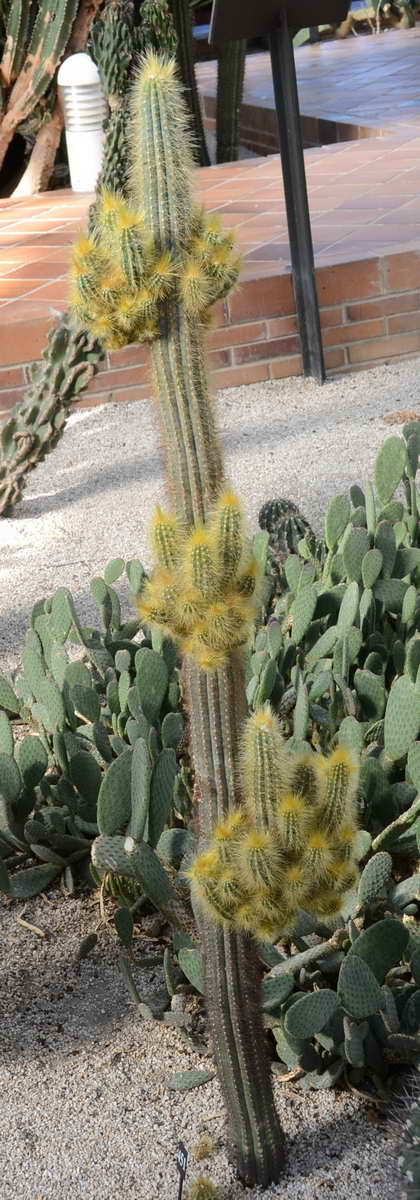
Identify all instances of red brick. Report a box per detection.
[320,306,345,328]
[234,335,299,365]
[0,387,25,414]
[270,355,302,379]
[348,331,420,365]
[346,292,420,322]
[107,343,149,369]
[86,363,150,394]
[325,346,346,371]
[0,318,54,367]
[316,258,382,307]
[211,362,270,390]
[384,252,420,293]
[388,311,420,335]
[267,315,298,337]
[323,318,385,347]
[0,365,25,388]
[208,347,232,369]
[208,320,266,349]
[228,274,294,323]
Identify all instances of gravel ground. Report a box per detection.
[1,358,418,1198]
[0,893,400,1200]
[0,356,418,670]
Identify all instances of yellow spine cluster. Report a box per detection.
[137,491,260,670]
[189,709,359,943]
[69,190,240,352]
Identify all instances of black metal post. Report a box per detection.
[269,13,325,383]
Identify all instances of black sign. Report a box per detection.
[176,1142,188,1199]
[209,0,350,44]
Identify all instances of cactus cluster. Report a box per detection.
[190,707,359,941]
[0,558,191,900]
[70,181,240,351]
[137,491,259,671]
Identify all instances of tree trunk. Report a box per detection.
[13,101,63,197]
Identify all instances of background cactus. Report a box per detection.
[0,0,103,195]
[215,38,246,164]
[170,0,210,166]
[259,497,315,599]
[0,316,104,515]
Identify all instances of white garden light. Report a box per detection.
[57,53,107,193]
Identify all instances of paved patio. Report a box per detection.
[197,25,420,153]
[1,29,420,415]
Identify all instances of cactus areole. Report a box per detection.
[70,53,285,1185]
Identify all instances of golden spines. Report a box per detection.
[310,888,343,918]
[241,706,290,828]
[188,730,360,943]
[179,259,211,316]
[291,757,319,807]
[136,567,177,628]
[184,528,218,602]
[282,862,307,906]
[210,490,244,585]
[150,506,181,570]
[302,829,333,879]
[316,745,358,834]
[213,810,249,865]
[135,495,258,669]
[332,822,357,863]
[238,830,283,893]
[149,250,177,300]
[276,792,308,855]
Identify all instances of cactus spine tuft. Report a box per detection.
[190,706,360,942]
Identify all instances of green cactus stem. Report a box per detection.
[216,39,246,164]
[169,0,210,167]
[0,317,104,516]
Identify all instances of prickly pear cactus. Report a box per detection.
[251,425,420,843]
[0,559,191,901]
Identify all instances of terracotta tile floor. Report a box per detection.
[197,26,420,139]
[1,131,419,322]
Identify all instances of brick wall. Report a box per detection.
[1,251,420,419]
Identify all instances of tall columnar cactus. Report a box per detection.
[68,52,284,1186]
